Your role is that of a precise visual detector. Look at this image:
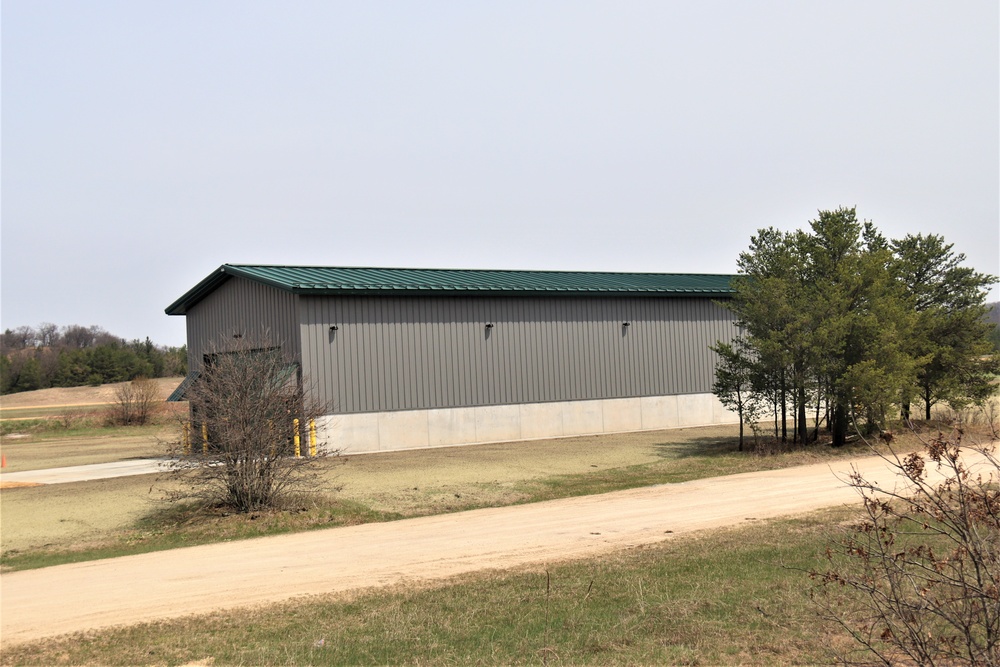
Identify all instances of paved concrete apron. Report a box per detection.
[0,459,167,485]
[2,448,993,644]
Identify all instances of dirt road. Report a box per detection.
[2,448,993,645]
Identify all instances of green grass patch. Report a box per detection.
[0,507,862,666]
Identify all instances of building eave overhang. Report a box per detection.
[165,266,230,316]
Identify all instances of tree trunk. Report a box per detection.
[791,387,798,445]
[812,391,821,442]
[797,384,808,445]
[737,392,744,452]
[924,385,932,420]
[824,379,832,432]
[773,392,779,440]
[780,370,787,443]
[832,402,848,447]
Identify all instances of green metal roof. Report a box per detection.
[166,264,737,315]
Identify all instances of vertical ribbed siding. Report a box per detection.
[186,277,301,372]
[300,295,737,414]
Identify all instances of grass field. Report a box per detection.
[0,421,178,472]
[0,404,114,420]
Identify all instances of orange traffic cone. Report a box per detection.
[1,454,6,468]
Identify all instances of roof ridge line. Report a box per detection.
[225,263,735,277]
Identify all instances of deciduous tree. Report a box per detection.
[110,377,161,426]
[813,431,1000,665]
[168,337,333,512]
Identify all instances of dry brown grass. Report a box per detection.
[0,423,178,472]
[0,377,183,410]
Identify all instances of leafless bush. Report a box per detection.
[812,429,1000,665]
[109,377,160,425]
[166,338,334,513]
[58,411,84,429]
[926,400,1000,442]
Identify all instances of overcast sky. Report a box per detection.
[2,1,997,347]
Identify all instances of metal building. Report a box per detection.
[166,265,741,454]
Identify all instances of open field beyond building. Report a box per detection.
[0,377,184,412]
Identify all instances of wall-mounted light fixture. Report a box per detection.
[622,322,631,327]
[329,325,339,331]
[485,323,494,329]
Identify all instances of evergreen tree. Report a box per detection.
[0,355,12,394]
[802,213,916,443]
[722,208,932,448]
[13,357,43,392]
[891,234,999,419]
[732,227,803,442]
[710,339,761,450]
[54,348,94,387]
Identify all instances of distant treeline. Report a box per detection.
[0,324,187,395]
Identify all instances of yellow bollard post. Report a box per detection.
[293,418,301,458]
[183,422,191,455]
[202,423,209,455]
[309,419,317,457]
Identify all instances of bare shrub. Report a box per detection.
[109,377,160,425]
[58,411,83,430]
[926,399,1000,441]
[167,338,334,513]
[812,429,1000,665]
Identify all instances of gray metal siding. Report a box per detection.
[186,276,301,372]
[299,295,737,414]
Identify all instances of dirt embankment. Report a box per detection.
[0,378,184,410]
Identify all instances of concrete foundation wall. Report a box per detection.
[317,392,739,455]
